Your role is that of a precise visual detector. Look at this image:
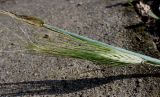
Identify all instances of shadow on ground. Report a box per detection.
[0,73,160,96]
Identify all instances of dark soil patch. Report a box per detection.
[0,0,15,3]
[129,0,160,52]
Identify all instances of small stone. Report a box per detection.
[76,2,83,7]
[43,34,49,38]
[10,43,14,45]
[138,79,143,83]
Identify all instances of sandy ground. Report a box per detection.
[0,0,160,97]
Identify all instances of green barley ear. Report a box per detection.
[1,10,160,66]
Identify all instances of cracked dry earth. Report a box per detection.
[0,0,160,97]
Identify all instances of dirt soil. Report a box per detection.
[0,0,160,97]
